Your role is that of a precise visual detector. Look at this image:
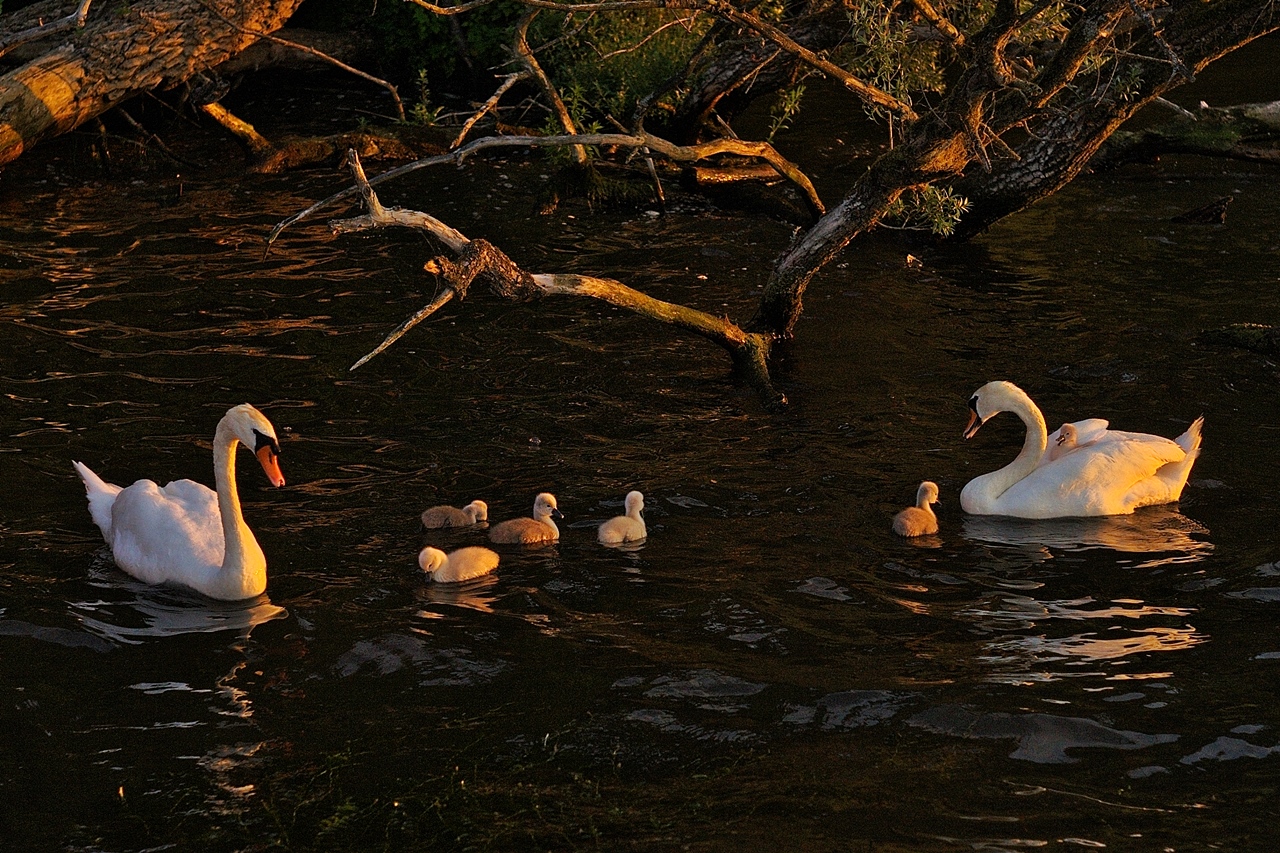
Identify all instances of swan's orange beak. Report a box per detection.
[963,410,982,440]
[256,445,285,487]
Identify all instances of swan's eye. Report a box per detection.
[968,395,979,413]
[252,428,281,458]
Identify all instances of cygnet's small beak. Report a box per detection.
[551,508,565,522]
[962,410,982,440]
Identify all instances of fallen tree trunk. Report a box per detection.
[1097,99,1280,167]
[0,0,305,168]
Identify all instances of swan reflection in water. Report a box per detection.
[962,505,1212,568]
[417,572,501,616]
[70,556,287,645]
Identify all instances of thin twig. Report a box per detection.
[350,289,456,370]
[1153,95,1197,120]
[117,107,206,169]
[1127,0,1195,82]
[195,0,405,119]
[597,14,698,59]
[452,71,532,148]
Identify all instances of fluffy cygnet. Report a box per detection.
[488,492,563,544]
[418,545,500,583]
[1045,423,1079,463]
[892,481,940,537]
[421,499,488,529]
[598,490,646,545]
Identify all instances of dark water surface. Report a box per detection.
[4,62,1280,851]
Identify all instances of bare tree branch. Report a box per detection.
[328,150,785,406]
[265,128,823,249]
[451,71,532,148]
[911,0,964,47]
[514,10,587,164]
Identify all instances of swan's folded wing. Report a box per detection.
[109,479,223,582]
[1067,418,1110,446]
[1012,434,1187,516]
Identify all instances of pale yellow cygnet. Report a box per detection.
[1046,423,1079,463]
[418,545,500,583]
[489,492,563,544]
[421,499,488,528]
[892,481,940,537]
[598,490,646,545]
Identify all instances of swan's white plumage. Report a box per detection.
[893,481,940,536]
[73,404,284,600]
[489,492,562,544]
[421,500,488,528]
[598,490,646,544]
[419,545,500,583]
[961,381,1202,518]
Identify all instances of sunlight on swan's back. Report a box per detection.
[73,404,285,601]
[961,381,1202,518]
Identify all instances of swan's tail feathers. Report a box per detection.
[72,461,121,542]
[1176,415,1205,456]
[1156,416,1205,502]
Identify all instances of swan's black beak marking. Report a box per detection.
[963,396,982,439]
[252,428,286,487]
[252,428,281,460]
[551,508,565,522]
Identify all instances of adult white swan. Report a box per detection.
[72,404,285,600]
[961,381,1202,518]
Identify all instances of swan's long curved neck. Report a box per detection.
[984,391,1049,501]
[536,511,560,537]
[213,420,265,593]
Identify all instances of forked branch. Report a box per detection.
[323,151,785,407]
